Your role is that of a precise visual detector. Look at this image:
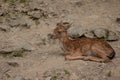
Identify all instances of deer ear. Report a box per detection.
[62,22,71,30]
[57,22,71,30]
[56,22,62,27]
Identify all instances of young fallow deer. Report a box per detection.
[51,22,115,62]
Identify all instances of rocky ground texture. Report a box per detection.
[0,0,120,80]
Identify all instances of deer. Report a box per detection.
[49,22,115,62]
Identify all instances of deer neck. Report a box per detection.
[59,31,69,43]
[58,31,70,52]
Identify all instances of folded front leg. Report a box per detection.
[65,55,85,60]
[84,56,111,62]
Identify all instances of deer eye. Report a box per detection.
[57,31,61,34]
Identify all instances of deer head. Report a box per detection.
[51,22,71,39]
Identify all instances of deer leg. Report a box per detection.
[65,50,85,60]
[65,55,85,60]
[84,56,111,62]
[91,48,111,62]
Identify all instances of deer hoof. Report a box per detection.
[65,55,71,60]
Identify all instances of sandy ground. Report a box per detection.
[0,0,120,80]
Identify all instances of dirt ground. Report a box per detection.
[0,0,120,80]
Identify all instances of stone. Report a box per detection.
[110,66,120,77]
[0,11,3,16]
[8,19,20,27]
[0,24,10,32]
[8,18,28,28]
[116,18,120,24]
[45,77,51,80]
[93,28,108,38]
[84,31,95,38]
[27,9,48,19]
[27,11,41,19]
[107,31,119,41]
[7,62,19,67]
[0,62,11,79]
[108,77,120,80]
[0,38,33,57]
[70,73,79,80]
[21,42,35,51]
[74,1,83,7]
[14,76,25,80]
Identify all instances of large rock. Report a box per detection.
[68,26,119,41]
[68,24,87,38]
[68,26,107,39]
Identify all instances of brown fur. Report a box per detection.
[51,22,115,62]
